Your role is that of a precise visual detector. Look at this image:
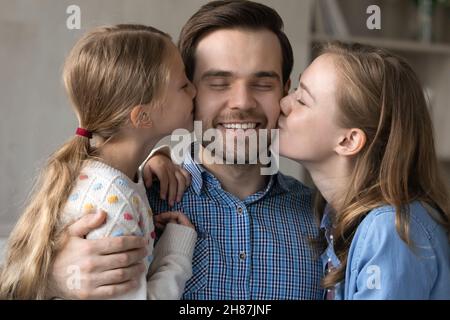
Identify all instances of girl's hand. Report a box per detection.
[143,152,191,207]
[154,211,195,230]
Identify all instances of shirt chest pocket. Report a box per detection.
[183,228,209,295]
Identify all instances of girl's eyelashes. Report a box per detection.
[181,83,189,90]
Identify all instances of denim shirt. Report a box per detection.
[320,201,450,299]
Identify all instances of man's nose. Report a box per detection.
[228,83,256,110]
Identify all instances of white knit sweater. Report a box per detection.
[61,160,197,299]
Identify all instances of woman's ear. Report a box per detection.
[335,128,366,157]
[130,105,152,129]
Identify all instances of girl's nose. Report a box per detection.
[189,81,197,99]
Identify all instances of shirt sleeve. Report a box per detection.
[147,223,197,300]
[347,210,438,300]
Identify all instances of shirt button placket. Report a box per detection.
[236,204,250,298]
[239,251,246,260]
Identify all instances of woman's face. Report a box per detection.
[278,54,344,164]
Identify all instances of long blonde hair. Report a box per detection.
[0,24,173,299]
[316,42,449,289]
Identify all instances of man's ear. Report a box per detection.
[283,79,291,96]
[334,128,366,157]
[130,105,152,128]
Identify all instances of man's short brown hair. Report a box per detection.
[178,0,294,85]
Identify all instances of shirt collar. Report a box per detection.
[182,148,205,195]
[181,144,290,197]
[320,204,334,230]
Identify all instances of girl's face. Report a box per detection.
[149,45,196,138]
[278,54,345,164]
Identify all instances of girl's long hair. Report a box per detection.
[0,24,173,299]
[316,42,449,290]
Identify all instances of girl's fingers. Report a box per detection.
[143,162,153,188]
[175,212,194,229]
[155,211,194,229]
[155,211,182,223]
[154,222,165,230]
[174,170,186,203]
[180,168,191,187]
[156,168,168,201]
[167,167,178,207]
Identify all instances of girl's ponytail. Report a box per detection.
[0,136,90,299]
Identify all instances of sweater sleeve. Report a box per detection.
[84,182,149,300]
[147,223,197,300]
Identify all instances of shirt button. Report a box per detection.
[239,251,246,260]
[237,206,243,215]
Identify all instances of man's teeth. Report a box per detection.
[222,123,257,129]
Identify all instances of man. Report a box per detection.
[48,0,323,300]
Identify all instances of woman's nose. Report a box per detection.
[280,96,291,116]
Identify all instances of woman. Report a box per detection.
[278,42,449,299]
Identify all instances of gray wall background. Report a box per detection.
[0,0,313,241]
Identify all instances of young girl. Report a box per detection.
[0,24,198,299]
[278,42,450,299]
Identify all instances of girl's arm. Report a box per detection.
[146,213,197,300]
[142,146,191,207]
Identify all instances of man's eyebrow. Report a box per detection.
[300,81,315,101]
[200,70,281,81]
[253,71,281,81]
[201,70,233,80]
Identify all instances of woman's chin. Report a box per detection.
[279,145,302,163]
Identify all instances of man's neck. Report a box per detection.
[199,147,269,200]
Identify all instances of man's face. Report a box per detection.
[192,28,286,164]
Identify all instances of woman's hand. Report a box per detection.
[143,151,191,207]
[154,211,195,230]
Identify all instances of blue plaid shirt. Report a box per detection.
[147,151,323,300]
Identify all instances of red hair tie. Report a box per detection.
[75,127,92,139]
